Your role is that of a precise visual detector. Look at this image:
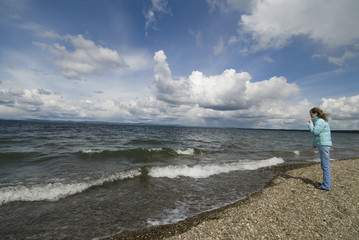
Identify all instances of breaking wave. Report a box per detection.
[0,169,141,205]
[148,157,284,179]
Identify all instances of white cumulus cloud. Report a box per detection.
[320,95,359,130]
[152,50,300,111]
[240,0,359,51]
[321,95,359,120]
[34,34,128,79]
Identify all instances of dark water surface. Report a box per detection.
[0,120,358,239]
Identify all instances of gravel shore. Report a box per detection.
[106,159,359,240]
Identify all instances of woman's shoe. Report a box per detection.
[318,186,330,191]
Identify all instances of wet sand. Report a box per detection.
[105,159,359,240]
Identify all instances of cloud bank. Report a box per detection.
[1,49,359,129]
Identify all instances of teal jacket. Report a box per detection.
[308,117,332,147]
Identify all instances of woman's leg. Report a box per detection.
[319,146,332,190]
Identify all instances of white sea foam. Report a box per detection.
[148,157,284,179]
[81,149,104,154]
[147,201,189,226]
[148,147,163,152]
[175,148,195,155]
[309,158,321,162]
[293,150,300,155]
[0,169,141,205]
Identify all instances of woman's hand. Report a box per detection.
[308,119,313,124]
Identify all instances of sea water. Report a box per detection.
[0,120,358,239]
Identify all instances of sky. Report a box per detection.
[0,0,359,130]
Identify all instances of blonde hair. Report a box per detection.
[310,107,329,122]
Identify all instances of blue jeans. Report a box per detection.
[318,146,332,190]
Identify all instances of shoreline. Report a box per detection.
[105,158,359,239]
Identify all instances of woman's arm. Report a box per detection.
[308,119,326,136]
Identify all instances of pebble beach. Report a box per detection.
[107,158,359,240]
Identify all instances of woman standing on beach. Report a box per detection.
[308,107,333,191]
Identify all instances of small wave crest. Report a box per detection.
[81,149,104,154]
[0,169,141,205]
[79,147,198,158]
[148,157,284,179]
[175,148,195,155]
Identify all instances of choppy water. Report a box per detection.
[0,120,358,239]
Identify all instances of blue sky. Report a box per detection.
[1,0,359,129]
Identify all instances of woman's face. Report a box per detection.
[310,111,318,118]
